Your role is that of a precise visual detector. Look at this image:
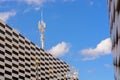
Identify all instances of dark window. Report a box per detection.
[31,52,35,56]
[31,74,35,77]
[31,46,35,51]
[0,36,5,41]
[13,38,18,43]
[19,39,24,44]
[5,50,12,55]
[13,32,18,37]
[31,42,35,46]
[0,65,4,69]
[25,63,30,67]
[12,50,18,56]
[19,45,24,50]
[5,56,12,62]
[5,63,11,68]
[25,69,30,73]
[6,30,12,36]
[12,44,18,49]
[12,76,18,80]
[5,43,12,49]
[19,69,25,73]
[0,23,5,28]
[5,77,11,80]
[25,40,30,45]
[0,29,5,34]
[31,68,35,72]
[12,63,18,68]
[19,51,24,56]
[12,57,18,62]
[19,75,24,79]
[0,72,4,76]
[25,46,30,50]
[31,57,35,61]
[19,63,25,68]
[41,67,45,71]
[25,51,30,56]
[6,24,12,30]
[19,34,25,39]
[5,37,12,42]
[25,74,30,78]
[25,57,30,61]
[19,57,24,62]
[0,43,4,48]
[5,70,11,75]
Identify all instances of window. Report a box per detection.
[5,37,12,42]
[12,76,18,80]
[5,70,11,75]
[0,23,5,28]
[25,57,30,61]
[0,72,4,76]
[5,50,12,55]
[12,57,18,62]
[0,65,4,69]
[12,63,18,68]
[5,43,12,49]
[5,30,12,36]
[19,57,24,62]
[0,43,4,48]
[5,56,12,62]
[0,36,5,41]
[13,32,18,37]
[0,29,5,34]
[5,63,12,68]
[12,50,18,56]
[19,69,25,73]
[13,38,18,43]
[19,63,25,68]
[19,75,24,80]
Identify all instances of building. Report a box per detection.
[0,19,70,80]
[107,0,120,80]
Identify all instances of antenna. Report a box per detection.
[38,11,46,49]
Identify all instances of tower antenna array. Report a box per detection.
[38,11,46,49]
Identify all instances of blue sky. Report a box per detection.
[0,0,114,80]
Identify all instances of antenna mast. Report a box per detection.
[38,11,46,49]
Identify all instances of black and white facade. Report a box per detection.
[0,19,70,80]
[107,0,120,80]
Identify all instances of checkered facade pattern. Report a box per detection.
[108,0,120,80]
[0,19,69,80]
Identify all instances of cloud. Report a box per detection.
[48,42,70,57]
[0,11,16,22]
[0,0,75,11]
[80,38,112,61]
[104,64,111,68]
[87,69,95,73]
[89,0,94,6]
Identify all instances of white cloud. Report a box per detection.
[104,64,111,68]
[0,0,75,11]
[80,38,112,61]
[89,0,94,6]
[87,69,94,73]
[48,42,70,57]
[0,11,16,22]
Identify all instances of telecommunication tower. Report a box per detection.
[38,12,46,49]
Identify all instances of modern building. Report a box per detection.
[107,0,120,80]
[0,19,70,80]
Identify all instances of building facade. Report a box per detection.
[107,0,120,80]
[0,19,70,80]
